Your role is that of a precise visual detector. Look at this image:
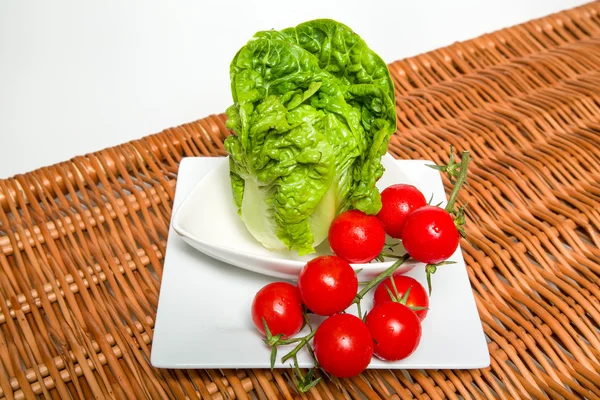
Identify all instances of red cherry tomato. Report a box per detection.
[251,282,304,338]
[297,256,358,316]
[365,302,422,361]
[313,313,374,378]
[328,210,386,263]
[373,275,429,321]
[376,184,427,239]
[401,205,459,264]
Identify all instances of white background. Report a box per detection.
[0,0,589,178]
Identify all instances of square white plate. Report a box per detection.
[151,157,490,369]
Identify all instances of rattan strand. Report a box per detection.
[1,2,600,399]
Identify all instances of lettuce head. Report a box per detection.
[224,19,397,255]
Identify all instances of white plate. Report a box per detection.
[151,157,490,370]
[172,153,422,281]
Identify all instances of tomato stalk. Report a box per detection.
[352,254,410,318]
[263,310,323,392]
[379,251,403,258]
[354,254,410,301]
[303,309,313,331]
[280,329,317,364]
[443,151,471,214]
[290,355,322,393]
[420,147,471,292]
[428,146,472,231]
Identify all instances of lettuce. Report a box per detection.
[224,19,396,255]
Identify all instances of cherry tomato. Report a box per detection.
[376,184,427,239]
[251,282,304,338]
[328,210,385,263]
[365,302,422,361]
[373,275,429,321]
[401,205,459,264]
[298,256,358,316]
[313,313,374,378]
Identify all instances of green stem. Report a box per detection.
[281,330,317,364]
[303,310,313,332]
[380,252,406,259]
[445,151,471,213]
[352,254,410,304]
[276,337,304,346]
[293,356,302,378]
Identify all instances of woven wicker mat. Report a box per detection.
[1,3,600,400]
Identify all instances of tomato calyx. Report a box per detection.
[261,318,304,370]
[384,282,428,313]
[424,260,456,295]
[453,203,468,238]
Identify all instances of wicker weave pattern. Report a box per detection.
[1,3,600,399]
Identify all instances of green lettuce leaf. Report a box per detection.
[224,19,396,255]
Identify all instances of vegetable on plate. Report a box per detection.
[372,275,430,321]
[251,282,304,339]
[328,209,386,263]
[297,255,358,316]
[313,313,374,378]
[376,183,427,239]
[365,301,422,361]
[223,19,397,255]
